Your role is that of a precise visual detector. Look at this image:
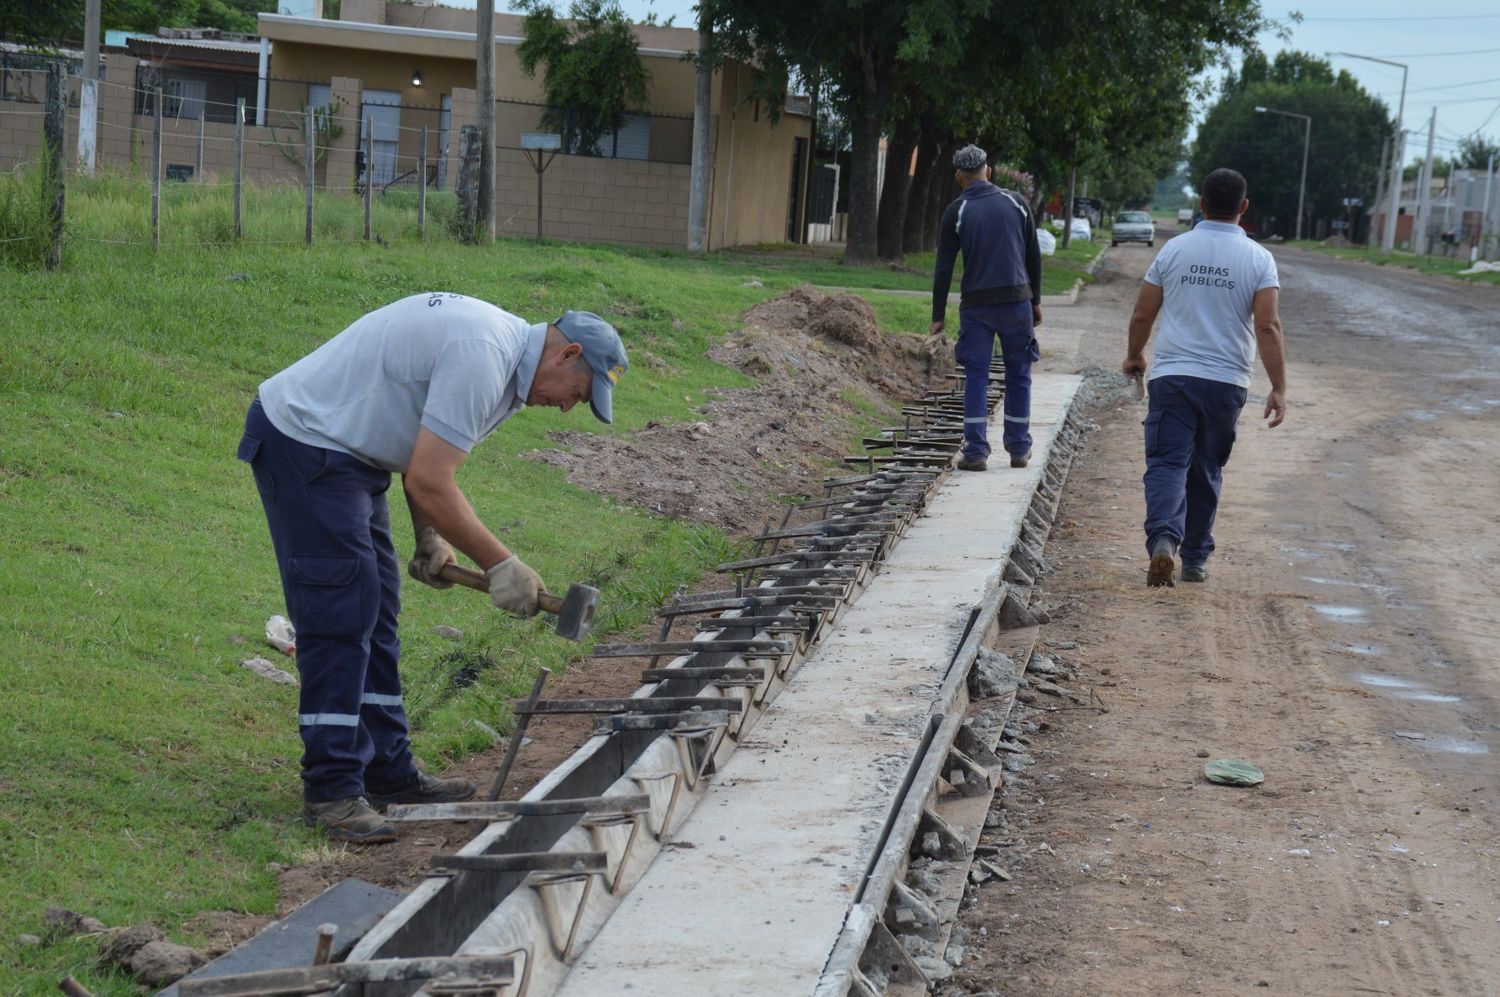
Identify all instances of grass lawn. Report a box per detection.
[0,172,1012,994]
[1284,239,1500,287]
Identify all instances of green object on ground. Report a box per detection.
[1204,759,1264,786]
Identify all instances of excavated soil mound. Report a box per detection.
[532,284,951,536]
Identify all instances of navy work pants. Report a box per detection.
[1141,375,1248,568]
[955,301,1038,461]
[238,399,415,802]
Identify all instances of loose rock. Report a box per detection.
[101,923,164,966]
[44,908,108,937]
[127,939,209,986]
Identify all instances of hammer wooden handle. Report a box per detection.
[439,563,565,615]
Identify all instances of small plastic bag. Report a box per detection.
[266,615,297,656]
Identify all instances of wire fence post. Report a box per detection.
[233,98,245,241]
[43,61,67,270]
[457,126,479,244]
[196,105,205,179]
[363,117,372,241]
[151,87,162,251]
[304,105,314,246]
[418,125,427,239]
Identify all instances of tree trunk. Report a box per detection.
[876,115,917,261]
[903,114,939,255]
[686,19,713,251]
[1061,164,1077,250]
[843,103,882,263]
[923,139,952,251]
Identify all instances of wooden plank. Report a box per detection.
[431,851,607,874]
[514,696,744,716]
[387,794,650,822]
[695,616,812,632]
[590,640,792,658]
[641,666,766,684]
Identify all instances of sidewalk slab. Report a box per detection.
[555,374,1081,997]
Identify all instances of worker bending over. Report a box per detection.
[238,293,628,842]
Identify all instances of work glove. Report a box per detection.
[485,556,544,618]
[407,526,457,589]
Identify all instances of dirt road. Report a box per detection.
[949,240,1500,995]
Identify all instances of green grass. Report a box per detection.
[0,172,986,994]
[1283,239,1500,287]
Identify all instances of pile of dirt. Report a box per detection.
[532,284,952,536]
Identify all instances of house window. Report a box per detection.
[163,77,206,119]
[599,114,650,161]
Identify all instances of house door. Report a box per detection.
[360,90,402,187]
[786,137,807,243]
[437,94,452,190]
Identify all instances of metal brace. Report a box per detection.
[528,871,594,963]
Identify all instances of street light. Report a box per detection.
[1328,52,1406,254]
[1255,106,1312,242]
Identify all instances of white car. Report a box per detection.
[1111,210,1155,246]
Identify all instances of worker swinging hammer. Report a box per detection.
[237,293,627,844]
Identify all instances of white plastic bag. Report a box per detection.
[266,615,297,656]
[1036,228,1057,256]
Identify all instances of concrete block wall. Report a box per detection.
[493,152,688,246]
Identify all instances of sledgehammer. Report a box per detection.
[438,563,598,642]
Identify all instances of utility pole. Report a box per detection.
[1415,108,1436,255]
[79,0,101,174]
[686,15,713,251]
[1329,53,1406,254]
[475,0,496,242]
[1483,150,1496,260]
[1371,135,1389,247]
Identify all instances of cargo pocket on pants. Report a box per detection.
[287,555,363,638]
[1142,410,1166,458]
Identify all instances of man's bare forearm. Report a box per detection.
[1256,324,1286,391]
[403,478,511,570]
[1127,314,1154,360]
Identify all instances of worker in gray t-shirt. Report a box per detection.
[1123,168,1287,588]
[237,293,628,842]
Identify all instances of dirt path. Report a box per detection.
[947,241,1500,995]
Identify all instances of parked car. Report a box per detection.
[1068,216,1092,243]
[1177,207,1194,226]
[1111,210,1155,247]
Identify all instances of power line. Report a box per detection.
[1303,13,1500,21]
[1373,47,1500,58]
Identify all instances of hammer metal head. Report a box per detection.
[551,583,599,642]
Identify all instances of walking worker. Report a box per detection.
[930,144,1044,471]
[1122,167,1286,587]
[237,292,628,842]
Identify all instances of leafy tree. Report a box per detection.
[1191,52,1391,239]
[1,0,272,46]
[1456,135,1499,171]
[703,0,990,264]
[1404,156,1451,184]
[517,0,651,158]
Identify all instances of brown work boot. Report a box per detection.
[303,796,397,844]
[366,770,477,810]
[956,455,988,472]
[1147,536,1176,588]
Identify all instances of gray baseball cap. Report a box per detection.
[952,144,988,171]
[554,310,628,424]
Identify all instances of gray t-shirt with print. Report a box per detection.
[258,292,545,472]
[1144,221,1279,388]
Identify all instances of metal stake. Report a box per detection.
[489,667,549,800]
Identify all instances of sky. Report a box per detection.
[471,0,1500,166]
